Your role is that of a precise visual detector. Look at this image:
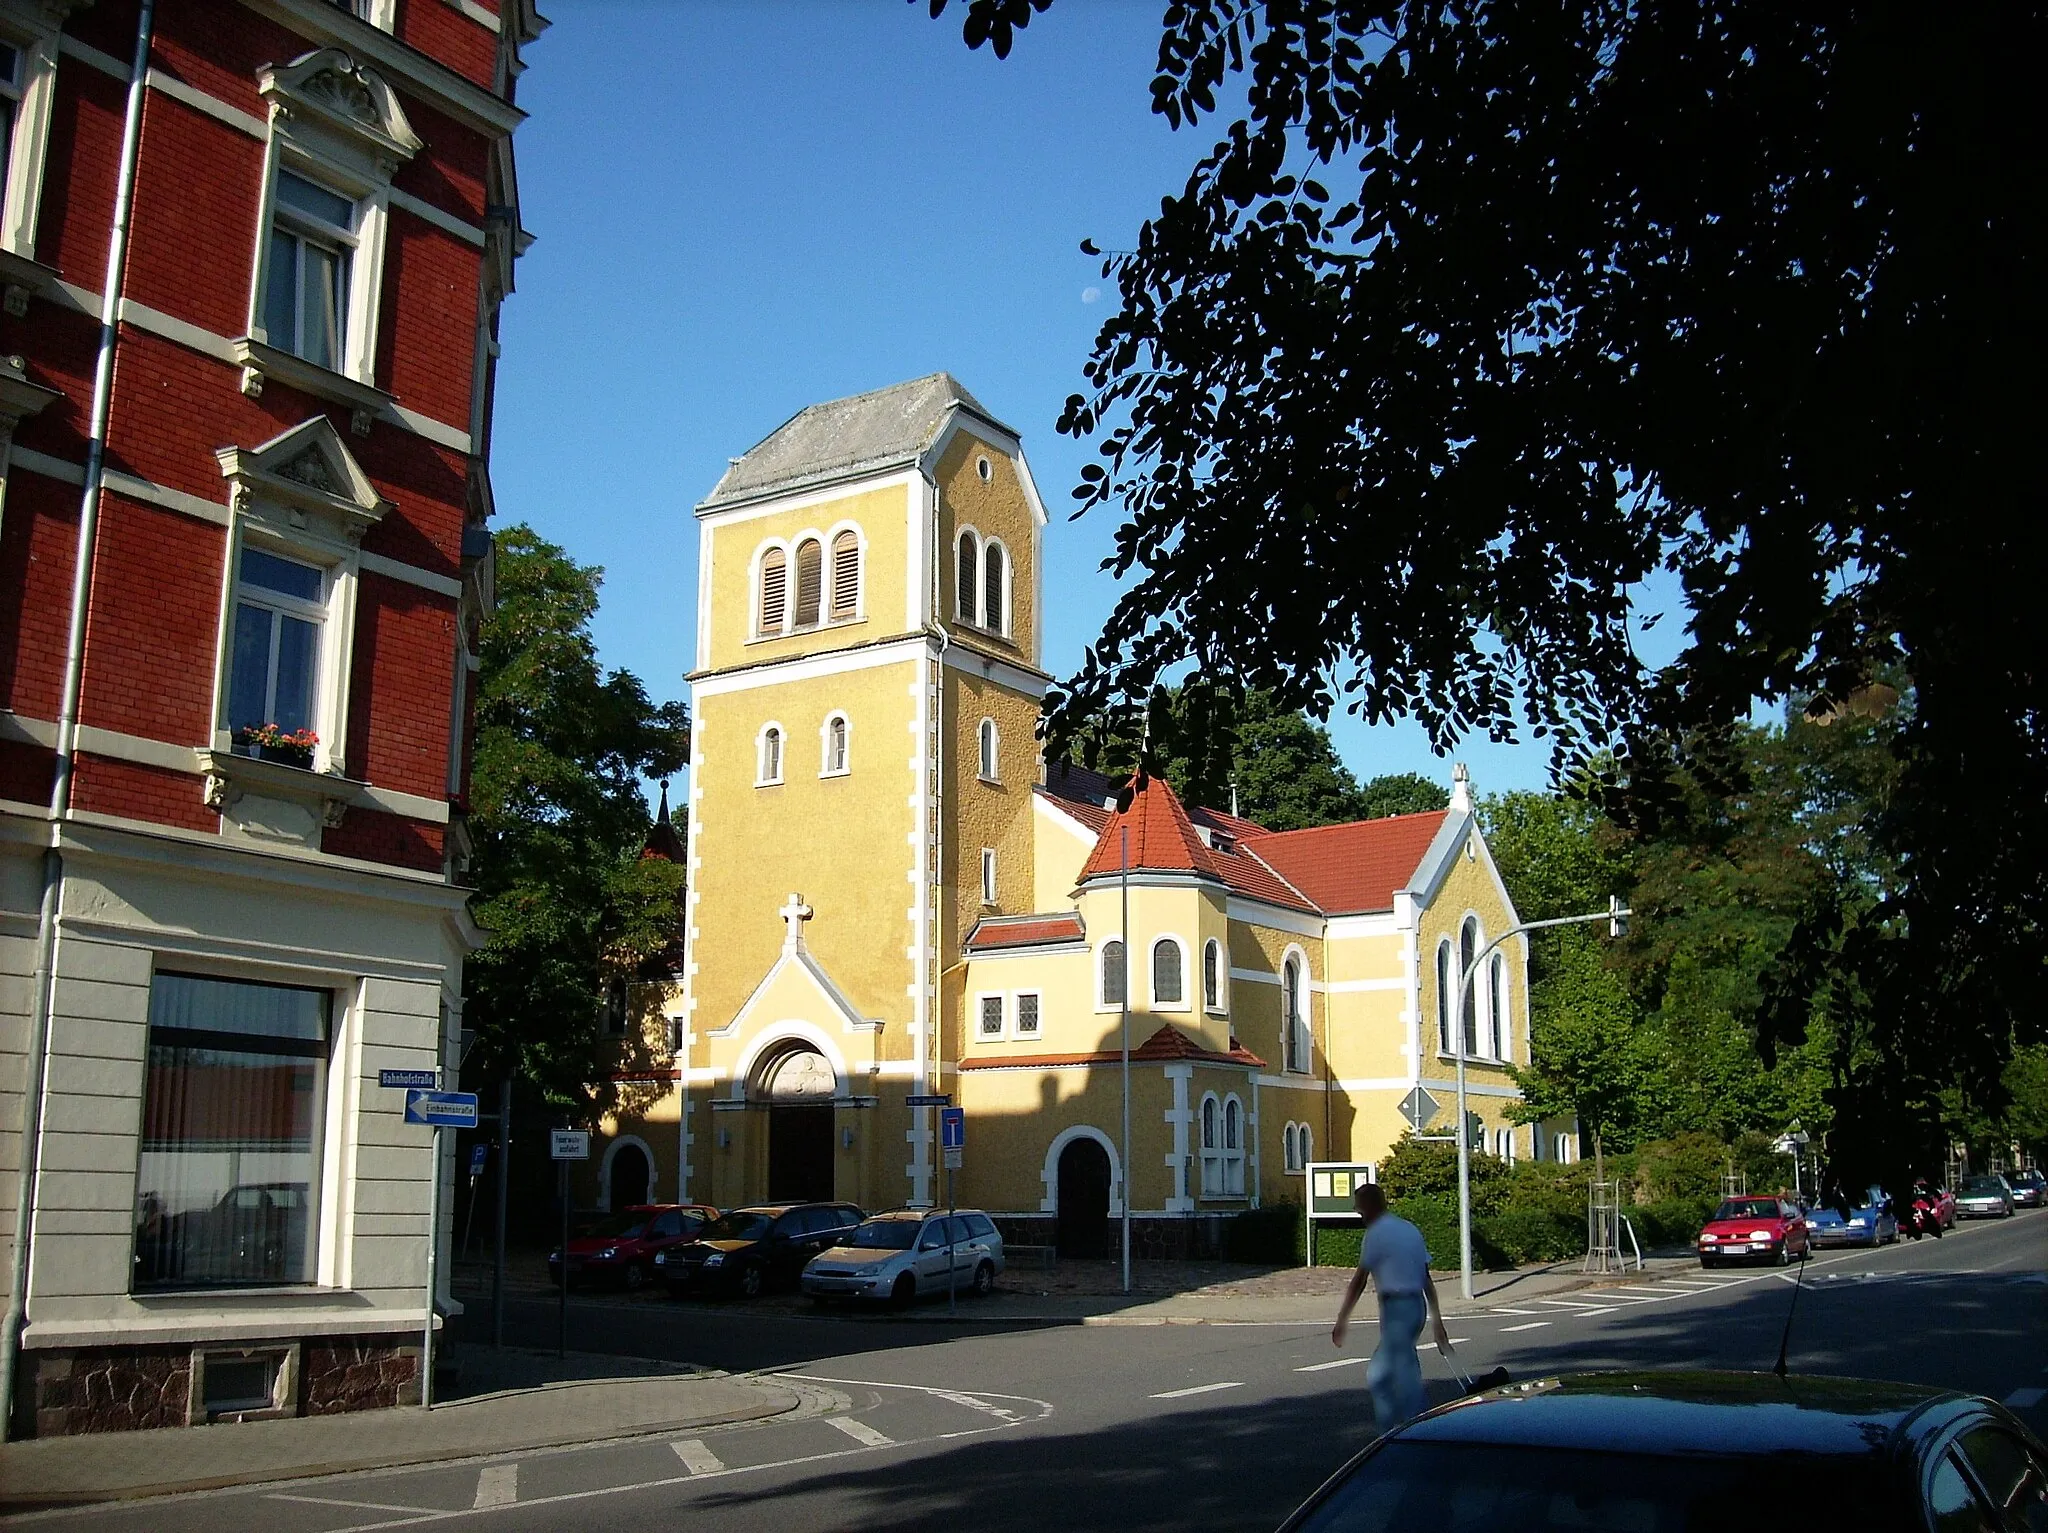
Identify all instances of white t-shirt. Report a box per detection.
[1358,1212,1431,1297]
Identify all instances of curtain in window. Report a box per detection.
[957,533,979,625]
[136,973,329,1290]
[759,549,787,634]
[1101,941,1126,1006]
[983,543,1005,634]
[793,539,823,627]
[829,531,859,619]
[1152,939,1182,1004]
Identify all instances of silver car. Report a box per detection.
[802,1209,1005,1305]
[1954,1175,2014,1218]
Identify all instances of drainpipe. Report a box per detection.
[922,474,948,1207]
[1,0,155,1442]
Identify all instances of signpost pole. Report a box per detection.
[492,1075,509,1350]
[1119,823,1130,1297]
[557,1154,569,1360]
[947,1162,957,1318]
[422,1069,441,1410]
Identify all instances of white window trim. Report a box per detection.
[1487,949,1509,1063]
[953,524,1014,640]
[1298,1122,1312,1174]
[972,990,1005,1042]
[1202,937,1227,1015]
[954,526,980,626]
[245,50,422,396]
[1221,1092,1246,1196]
[818,710,850,778]
[0,7,63,267]
[1094,938,1129,1013]
[754,720,785,787]
[1280,944,1311,1073]
[977,716,1000,783]
[1438,910,1504,1062]
[746,522,866,642]
[1282,1122,1297,1173]
[1148,932,1191,1012]
[824,518,867,624]
[1198,1091,1222,1196]
[1435,936,1454,1058]
[1011,988,1042,1039]
[979,847,998,906]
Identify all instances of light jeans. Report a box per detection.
[1367,1292,1429,1428]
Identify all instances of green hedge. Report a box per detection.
[1225,1201,1303,1264]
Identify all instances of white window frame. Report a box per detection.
[819,711,850,777]
[1283,1122,1298,1173]
[1149,933,1190,1011]
[977,717,1000,782]
[1013,989,1041,1038]
[0,7,63,267]
[1281,946,1311,1073]
[953,524,1013,639]
[980,536,1011,637]
[247,51,421,392]
[1202,937,1226,1014]
[755,721,785,786]
[225,544,333,749]
[1488,949,1508,1062]
[825,521,865,623]
[1298,1122,1312,1172]
[752,538,790,639]
[747,522,865,641]
[974,991,1005,1040]
[1436,937,1454,1056]
[980,847,998,906]
[1222,1093,1246,1196]
[1199,1091,1223,1196]
[1096,939,1128,1012]
[1456,914,1483,1060]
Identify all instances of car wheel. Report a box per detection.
[739,1263,764,1299]
[1777,1243,1792,1266]
[892,1273,916,1307]
[623,1262,645,1292]
[972,1261,996,1297]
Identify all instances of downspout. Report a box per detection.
[1,0,155,1442]
[922,473,948,1205]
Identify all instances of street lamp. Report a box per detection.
[1450,896,1631,1302]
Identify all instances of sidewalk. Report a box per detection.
[0,1351,801,1512]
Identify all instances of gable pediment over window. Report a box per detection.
[216,415,394,549]
[258,48,422,179]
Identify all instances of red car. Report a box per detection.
[549,1204,719,1291]
[1697,1195,1810,1267]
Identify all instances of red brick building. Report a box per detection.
[0,0,541,1436]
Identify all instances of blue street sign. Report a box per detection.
[905,1094,952,1108]
[939,1107,965,1151]
[379,1068,437,1090]
[468,1142,489,1178]
[405,1090,479,1129]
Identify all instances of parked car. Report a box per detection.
[802,1209,1006,1305]
[1274,1372,2048,1532]
[1806,1193,1898,1248]
[547,1204,719,1291]
[2009,1170,2046,1209]
[1697,1195,1809,1267]
[1955,1175,2015,1220]
[656,1202,863,1298]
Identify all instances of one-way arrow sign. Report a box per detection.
[1399,1085,1440,1132]
[404,1089,478,1129]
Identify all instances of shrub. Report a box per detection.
[1315,1225,1364,1266]
[1634,1132,1731,1205]
[1731,1130,1796,1198]
[1378,1130,1510,1215]
[1630,1197,1718,1251]
[1481,1206,1583,1265]
[1226,1201,1302,1264]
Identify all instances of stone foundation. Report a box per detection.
[16,1333,419,1438]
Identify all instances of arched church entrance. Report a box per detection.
[1056,1136,1112,1259]
[609,1142,649,1209]
[759,1046,836,1203]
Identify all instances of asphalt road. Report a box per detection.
[10,1210,2044,1533]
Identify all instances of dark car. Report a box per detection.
[1276,1372,2048,1532]
[547,1204,719,1291]
[1955,1175,2015,1220]
[656,1202,863,1298]
[2010,1170,2046,1209]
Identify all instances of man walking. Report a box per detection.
[1332,1182,1451,1428]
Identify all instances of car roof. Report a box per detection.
[1396,1373,1966,1460]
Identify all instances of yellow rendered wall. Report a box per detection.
[935,427,1038,661]
[1417,836,1526,1088]
[704,481,913,670]
[1032,794,1100,909]
[957,1064,1179,1214]
[1229,916,1324,1078]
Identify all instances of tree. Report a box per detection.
[927,0,2047,1180]
[2002,1048,2048,1163]
[1357,772,1447,820]
[464,526,690,1118]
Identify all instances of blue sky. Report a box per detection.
[490,2,1643,800]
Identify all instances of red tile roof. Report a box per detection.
[1240,811,1449,915]
[963,913,1087,953]
[1074,771,1319,913]
[957,1023,1266,1072]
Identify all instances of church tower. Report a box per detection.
[678,374,1048,1210]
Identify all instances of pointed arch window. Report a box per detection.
[1282,956,1306,1072]
[956,530,979,625]
[1488,950,1507,1059]
[829,530,860,620]
[793,538,823,629]
[1199,1093,1221,1195]
[1152,938,1183,1006]
[757,547,788,636]
[1203,939,1222,1011]
[978,717,999,781]
[1459,917,1481,1057]
[983,541,1006,635]
[1283,1122,1299,1173]
[1223,1096,1244,1195]
[1436,939,1453,1054]
[1299,1122,1312,1170]
[1100,940,1126,1008]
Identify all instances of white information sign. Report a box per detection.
[550,1130,590,1161]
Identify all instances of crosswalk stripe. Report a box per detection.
[671,1439,724,1475]
[1499,1321,1551,1332]
[473,1464,517,1509]
[1152,1381,1246,1399]
[1297,1357,1367,1372]
[825,1416,895,1447]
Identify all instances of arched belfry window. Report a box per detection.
[983,541,1006,635]
[793,538,823,628]
[829,529,860,621]
[757,547,787,636]
[957,531,979,626]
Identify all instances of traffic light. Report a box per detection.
[1609,895,1630,939]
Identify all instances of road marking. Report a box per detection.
[1489,1307,1543,1315]
[473,1463,518,1508]
[825,1415,895,1447]
[267,1493,441,1514]
[1152,1381,1246,1399]
[2005,1387,2046,1409]
[1499,1321,1551,1332]
[671,1438,725,1474]
[1297,1357,1367,1372]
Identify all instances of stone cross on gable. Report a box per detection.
[779,893,813,950]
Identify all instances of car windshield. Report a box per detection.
[1961,1177,2003,1193]
[848,1219,922,1250]
[1711,1198,1780,1222]
[699,1212,773,1242]
[1292,1442,1899,1532]
[582,1214,648,1241]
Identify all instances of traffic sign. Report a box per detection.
[939,1107,965,1151]
[944,1147,963,1170]
[551,1130,590,1161]
[468,1143,489,1178]
[905,1094,952,1108]
[380,1068,437,1090]
[404,1090,478,1128]
[1399,1085,1440,1132]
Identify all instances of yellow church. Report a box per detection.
[592,373,1577,1254]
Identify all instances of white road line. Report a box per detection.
[2005,1387,2046,1409]
[1499,1321,1551,1332]
[825,1416,895,1448]
[1489,1307,1543,1315]
[1537,1299,1609,1310]
[1152,1381,1246,1399]
[267,1494,442,1514]
[1613,1285,1680,1297]
[473,1463,518,1509]
[671,1439,725,1475]
[1297,1357,1367,1372]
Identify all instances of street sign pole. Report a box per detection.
[558,1155,568,1360]
[422,1065,442,1411]
[492,1075,510,1350]
[939,1107,965,1317]
[1119,823,1130,1296]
